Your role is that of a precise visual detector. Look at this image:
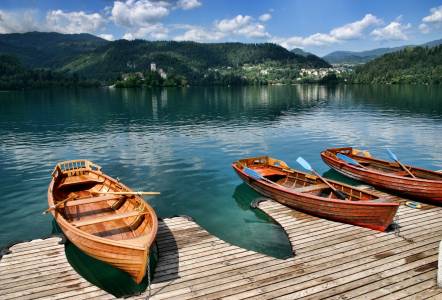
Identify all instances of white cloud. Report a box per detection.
[176,0,202,10]
[215,15,252,32]
[174,26,224,42]
[214,15,269,38]
[422,5,442,23]
[272,14,381,49]
[98,33,115,40]
[111,0,170,28]
[0,10,40,33]
[45,10,106,34]
[330,14,382,40]
[175,14,269,42]
[371,21,411,41]
[259,13,272,22]
[419,23,430,34]
[123,23,169,40]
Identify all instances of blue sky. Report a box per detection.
[0,0,441,55]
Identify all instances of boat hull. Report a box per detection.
[321,148,442,202]
[233,163,399,232]
[56,217,149,282]
[48,160,157,284]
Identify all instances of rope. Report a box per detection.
[393,214,414,243]
[145,254,151,299]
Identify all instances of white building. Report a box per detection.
[150,63,156,72]
[159,68,167,79]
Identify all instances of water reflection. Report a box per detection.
[1,85,442,254]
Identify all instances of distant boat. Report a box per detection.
[321,147,442,202]
[47,160,158,283]
[232,156,399,231]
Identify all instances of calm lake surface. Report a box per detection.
[1,85,442,293]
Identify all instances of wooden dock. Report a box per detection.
[1,191,442,299]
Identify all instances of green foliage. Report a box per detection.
[0,54,100,90]
[0,32,108,68]
[114,71,187,88]
[0,32,333,87]
[63,40,331,82]
[352,46,442,84]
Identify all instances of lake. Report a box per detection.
[1,84,442,294]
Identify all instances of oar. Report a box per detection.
[91,191,160,196]
[336,153,367,168]
[386,149,416,178]
[296,157,347,200]
[243,167,280,186]
[42,195,77,215]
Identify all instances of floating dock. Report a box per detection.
[1,189,442,299]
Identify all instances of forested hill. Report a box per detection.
[352,45,442,84]
[0,32,331,84]
[0,32,108,68]
[63,40,330,80]
[0,54,98,90]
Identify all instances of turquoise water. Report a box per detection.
[1,85,442,294]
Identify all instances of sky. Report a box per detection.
[0,0,442,56]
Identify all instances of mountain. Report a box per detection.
[323,38,442,65]
[352,45,442,84]
[62,40,331,81]
[422,38,442,48]
[323,46,409,65]
[291,48,314,57]
[0,54,99,90]
[0,32,108,68]
[0,32,331,84]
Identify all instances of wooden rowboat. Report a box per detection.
[232,156,399,231]
[321,147,442,202]
[47,160,158,283]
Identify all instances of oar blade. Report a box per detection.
[296,157,312,172]
[386,148,398,161]
[337,153,361,166]
[243,167,263,180]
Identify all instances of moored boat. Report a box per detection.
[47,160,158,283]
[321,147,442,202]
[232,156,399,231]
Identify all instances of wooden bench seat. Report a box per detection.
[293,183,328,193]
[58,175,104,189]
[71,211,148,227]
[252,167,287,177]
[65,195,125,207]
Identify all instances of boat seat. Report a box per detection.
[293,183,328,193]
[71,211,148,227]
[58,175,104,189]
[64,195,125,207]
[252,167,287,177]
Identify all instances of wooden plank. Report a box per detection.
[70,211,148,227]
[65,195,123,207]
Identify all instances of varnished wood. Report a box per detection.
[47,159,158,283]
[2,207,442,300]
[321,147,442,202]
[71,211,150,227]
[232,156,400,231]
[64,195,124,207]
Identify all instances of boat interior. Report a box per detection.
[236,157,378,201]
[329,148,442,180]
[51,161,153,243]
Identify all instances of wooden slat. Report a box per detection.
[292,183,328,193]
[1,192,440,300]
[70,211,148,227]
[58,175,104,189]
[65,195,124,207]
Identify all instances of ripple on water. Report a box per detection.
[1,85,442,257]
